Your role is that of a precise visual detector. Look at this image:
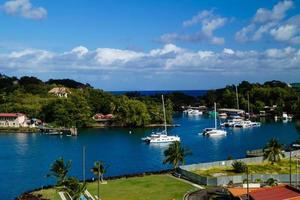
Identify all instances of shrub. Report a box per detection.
[232,161,248,173]
[266,178,278,186]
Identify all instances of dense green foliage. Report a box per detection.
[200,80,300,118]
[0,74,174,127]
[231,161,247,173]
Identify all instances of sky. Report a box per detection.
[0,0,300,90]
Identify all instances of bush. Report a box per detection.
[266,178,278,186]
[232,161,248,173]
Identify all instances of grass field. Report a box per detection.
[193,159,300,177]
[33,174,196,200]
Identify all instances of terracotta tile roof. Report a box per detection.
[0,113,25,117]
[228,188,261,197]
[250,185,300,200]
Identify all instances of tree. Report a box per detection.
[63,177,86,199]
[47,157,72,186]
[263,138,285,164]
[266,178,278,186]
[91,161,107,199]
[163,141,191,170]
[232,161,247,173]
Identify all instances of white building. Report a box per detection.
[0,113,27,127]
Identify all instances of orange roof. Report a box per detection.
[228,188,262,197]
[250,185,300,200]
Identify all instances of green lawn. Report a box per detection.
[33,174,196,200]
[193,159,300,177]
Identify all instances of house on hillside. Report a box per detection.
[93,113,114,121]
[48,87,71,98]
[0,113,28,127]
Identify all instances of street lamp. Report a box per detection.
[83,146,86,183]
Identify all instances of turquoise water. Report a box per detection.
[0,114,299,199]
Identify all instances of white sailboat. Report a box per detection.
[142,95,180,143]
[200,102,227,137]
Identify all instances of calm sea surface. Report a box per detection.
[0,114,299,199]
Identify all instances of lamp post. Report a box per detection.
[247,166,249,200]
[83,146,86,183]
[296,158,298,188]
[290,150,292,186]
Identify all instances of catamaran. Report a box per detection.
[142,95,180,143]
[200,102,227,137]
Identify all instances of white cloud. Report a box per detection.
[270,24,297,41]
[2,0,47,20]
[159,10,227,45]
[235,0,300,44]
[183,10,214,27]
[1,44,300,76]
[223,48,235,55]
[253,0,293,23]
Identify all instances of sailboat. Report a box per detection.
[200,102,227,137]
[142,95,180,143]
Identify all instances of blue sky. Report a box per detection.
[0,0,300,90]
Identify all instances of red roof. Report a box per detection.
[250,185,300,200]
[0,113,25,117]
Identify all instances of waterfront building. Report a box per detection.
[48,87,71,98]
[0,113,27,127]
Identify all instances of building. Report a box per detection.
[0,113,27,127]
[229,185,300,200]
[48,87,71,98]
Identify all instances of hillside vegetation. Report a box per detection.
[0,74,173,127]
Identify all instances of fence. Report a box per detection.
[179,150,300,186]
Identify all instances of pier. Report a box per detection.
[39,127,78,136]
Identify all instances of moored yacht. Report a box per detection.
[200,102,227,137]
[142,95,180,143]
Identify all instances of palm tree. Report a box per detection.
[263,138,285,164]
[47,157,72,186]
[64,177,86,200]
[163,141,191,170]
[91,161,107,199]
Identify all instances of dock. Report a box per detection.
[39,127,78,136]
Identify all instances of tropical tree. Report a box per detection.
[91,161,107,199]
[263,138,285,164]
[163,141,191,170]
[63,177,86,200]
[47,157,72,186]
[232,161,247,173]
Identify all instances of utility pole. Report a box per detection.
[83,146,86,183]
[297,159,299,189]
[235,85,239,110]
[246,166,249,200]
[290,150,292,186]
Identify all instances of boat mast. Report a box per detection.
[162,95,167,134]
[235,85,239,110]
[214,102,217,129]
[247,93,250,115]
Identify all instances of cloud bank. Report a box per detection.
[1,44,300,76]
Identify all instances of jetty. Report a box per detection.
[39,127,78,136]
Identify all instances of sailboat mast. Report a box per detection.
[162,95,167,133]
[247,93,250,115]
[235,85,239,110]
[214,102,217,129]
